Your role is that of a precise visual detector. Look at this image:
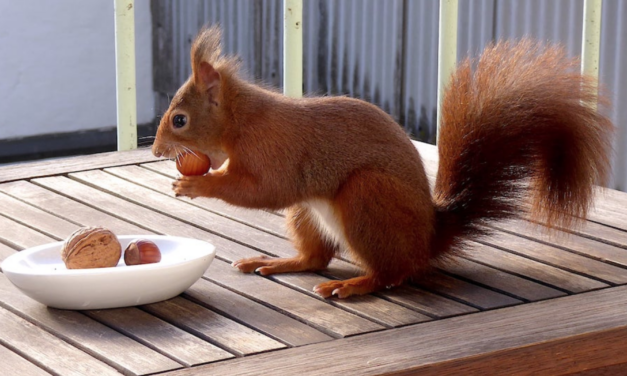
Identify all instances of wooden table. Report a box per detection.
[1,141,627,376]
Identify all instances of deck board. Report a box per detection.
[205,260,385,337]
[480,231,627,284]
[0,343,50,376]
[0,305,132,376]
[83,308,234,367]
[438,257,566,301]
[493,219,627,268]
[463,243,608,293]
[183,278,334,347]
[141,297,286,356]
[0,274,184,374]
[0,192,79,240]
[114,163,287,237]
[1,141,627,375]
[0,148,159,183]
[167,286,627,376]
[0,180,154,236]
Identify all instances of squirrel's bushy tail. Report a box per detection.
[432,39,614,258]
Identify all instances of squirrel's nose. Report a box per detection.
[152,145,163,158]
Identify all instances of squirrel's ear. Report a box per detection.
[196,62,221,105]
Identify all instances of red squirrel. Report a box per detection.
[152,26,614,298]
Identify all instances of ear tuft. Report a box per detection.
[198,62,221,104]
[191,25,222,79]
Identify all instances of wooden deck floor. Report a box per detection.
[1,141,627,375]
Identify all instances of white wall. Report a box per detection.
[0,0,154,140]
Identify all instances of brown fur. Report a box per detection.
[152,27,614,299]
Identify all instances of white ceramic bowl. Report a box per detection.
[1,235,215,310]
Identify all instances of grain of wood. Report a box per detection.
[0,181,154,236]
[0,242,18,264]
[72,167,551,314]
[0,306,123,376]
[416,271,522,309]
[183,278,333,347]
[587,203,627,232]
[379,285,478,318]
[273,271,432,327]
[323,258,521,310]
[141,296,286,356]
[569,362,627,376]
[31,176,241,248]
[440,256,566,301]
[109,164,287,237]
[69,170,297,259]
[0,343,51,376]
[464,242,608,293]
[85,307,234,366]
[559,220,627,249]
[0,147,160,183]
[481,231,627,284]
[494,219,627,268]
[0,216,55,249]
[0,191,79,240]
[70,170,443,324]
[323,262,479,318]
[162,286,627,376]
[210,234,445,326]
[206,260,384,337]
[0,275,182,375]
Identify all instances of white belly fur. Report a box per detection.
[303,199,348,249]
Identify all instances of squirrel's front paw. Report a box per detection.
[172,176,206,199]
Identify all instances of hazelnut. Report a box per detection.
[176,151,211,176]
[124,240,162,265]
[61,227,122,269]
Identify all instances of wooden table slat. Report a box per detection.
[464,242,608,293]
[0,180,155,236]
[165,286,627,376]
[141,296,287,356]
[1,141,626,374]
[0,275,182,375]
[481,231,627,284]
[0,215,55,250]
[267,271,433,328]
[375,285,479,318]
[205,240,438,328]
[0,306,124,376]
[439,257,566,302]
[67,170,442,326]
[69,169,295,259]
[568,220,627,249]
[0,243,19,264]
[84,308,235,366]
[31,175,397,335]
[494,219,627,268]
[0,192,79,240]
[205,260,385,337]
[416,271,523,310]
[0,343,51,376]
[111,163,287,237]
[183,278,334,347]
[0,148,160,183]
[324,264,480,319]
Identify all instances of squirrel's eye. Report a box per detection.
[172,114,187,128]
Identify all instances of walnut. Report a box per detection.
[61,227,122,269]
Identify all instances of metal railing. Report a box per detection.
[113,0,603,149]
